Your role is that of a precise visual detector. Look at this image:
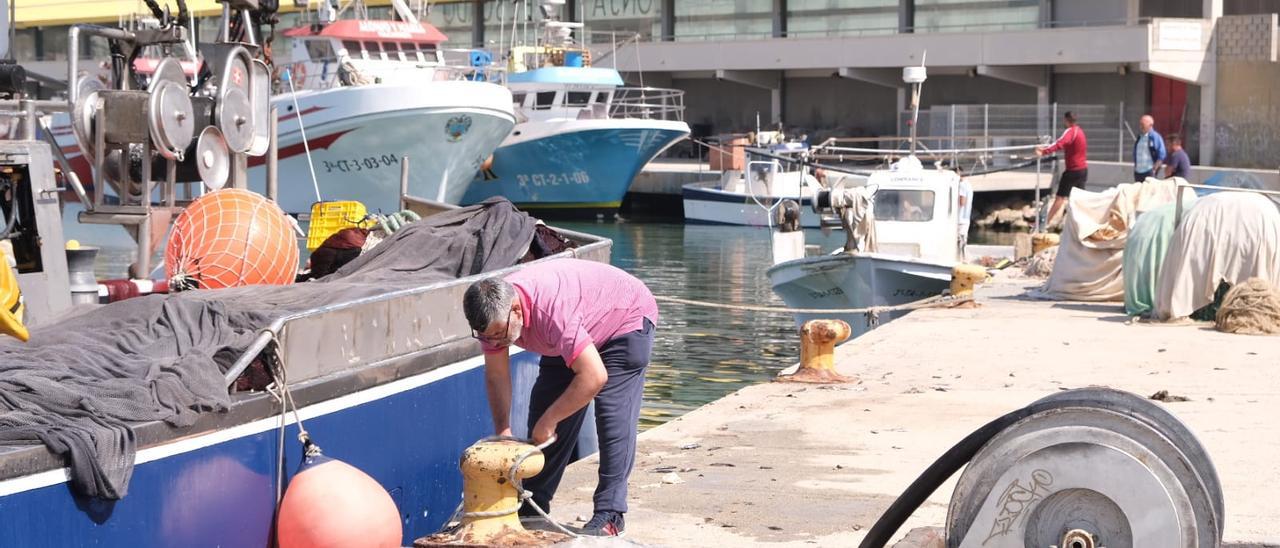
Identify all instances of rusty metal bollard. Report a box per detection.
[415,439,568,547]
[777,319,854,384]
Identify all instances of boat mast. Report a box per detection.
[904,52,927,156]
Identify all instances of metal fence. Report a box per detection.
[900,103,1134,164]
[610,87,687,121]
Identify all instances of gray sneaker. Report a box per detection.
[580,511,625,537]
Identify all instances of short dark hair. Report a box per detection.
[1169,134,1182,144]
[463,277,516,332]
[1063,111,1077,124]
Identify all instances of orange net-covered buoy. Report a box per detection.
[165,189,299,289]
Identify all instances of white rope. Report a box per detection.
[653,292,969,316]
[442,435,581,539]
[283,68,323,203]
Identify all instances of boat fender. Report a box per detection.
[276,443,402,548]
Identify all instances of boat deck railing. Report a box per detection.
[610,86,686,122]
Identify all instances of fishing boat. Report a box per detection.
[459,0,690,217]
[765,65,977,337]
[53,0,516,217]
[682,133,832,227]
[0,7,603,546]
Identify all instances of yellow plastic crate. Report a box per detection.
[306,201,369,251]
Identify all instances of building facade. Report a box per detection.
[9,0,1280,169]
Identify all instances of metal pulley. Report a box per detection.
[70,76,104,163]
[146,58,195,160]
[195,126,230,190]
[945,388,1223,548]
[215,46,255,154]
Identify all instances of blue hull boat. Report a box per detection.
[462,122,689,215]
[0,227,610,547]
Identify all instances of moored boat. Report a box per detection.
[459,0,690,217]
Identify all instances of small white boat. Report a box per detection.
[767,154,967,337]
[682,136,832,227]
[766,64,978,337]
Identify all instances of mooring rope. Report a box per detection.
[652,293,970,316]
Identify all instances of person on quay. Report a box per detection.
[463,258,658,537]
[1036,111,1088,226]
[1133,114,1167,182]
[1164,134,1192,179]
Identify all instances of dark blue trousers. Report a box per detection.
[523,318,654,515]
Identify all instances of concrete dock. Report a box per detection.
[549,275,1280,546]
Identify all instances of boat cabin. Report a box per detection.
[280,19,450,90]
[506,66,622,123]
[860,156,970,263]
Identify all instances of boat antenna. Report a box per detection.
[904,51,927,155]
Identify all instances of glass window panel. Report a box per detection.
[534,91,558,109]
[786,0,899,38]
[914,0,1040,32]
[674,0,770,41]
[874,190,936,222]
[565,91,593,106]
[582,0,661,44]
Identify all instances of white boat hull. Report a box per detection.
[262,82,515,214]
[51,81,515,216]
[767,252,954,338]
[682,181,823,228]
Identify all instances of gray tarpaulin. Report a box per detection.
[0,198,536,499]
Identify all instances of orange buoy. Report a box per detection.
[277,454,403,548]
[165,188,299,289]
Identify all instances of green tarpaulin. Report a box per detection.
[1124,202,1190,316]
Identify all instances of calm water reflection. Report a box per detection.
[557,221,843,428]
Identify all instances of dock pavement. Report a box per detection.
[549,273,1280,546]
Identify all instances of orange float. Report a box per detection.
[165,188,299,289]
[276,454,403,548]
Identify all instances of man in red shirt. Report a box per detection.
[1036,111,1088,226]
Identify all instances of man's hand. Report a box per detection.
[530,418,556,445]
[497,427,513,438]
[1034,146,1046,157]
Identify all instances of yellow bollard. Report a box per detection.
[950,264,988,299]
[1031,233,1060,255]
[416,439,568,547]
[777,319,854,384]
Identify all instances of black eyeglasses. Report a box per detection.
[471,308,514,344]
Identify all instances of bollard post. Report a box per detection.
[949,264,988,300]
[415,439,568,547]
[777,319,854,384]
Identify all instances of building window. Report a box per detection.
[787,0,899,38]
[914,0,1040,33]
[675,0,768,41]
[512,93,527,106]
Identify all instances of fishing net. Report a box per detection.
[165,189,300,290]
[1214,278,1280,335]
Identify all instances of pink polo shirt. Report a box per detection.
[481,258,658,365]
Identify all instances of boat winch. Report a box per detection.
[862,387,1224,548]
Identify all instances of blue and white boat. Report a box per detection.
[460,2,690,216]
